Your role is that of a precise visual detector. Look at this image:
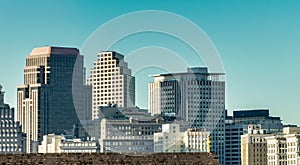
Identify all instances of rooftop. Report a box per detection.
[151,67,224,77]
[29,46,79,56]
[233,109,270,118]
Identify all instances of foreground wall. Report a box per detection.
[0,153,219,164]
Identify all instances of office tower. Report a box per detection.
[149,67,225,164]
[241,125,269,165]
[265,127,300,165]
[225,109,283,165]
[0,85,26,153]
[87,51,135,120]
[17,46,89,153]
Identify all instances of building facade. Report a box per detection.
[241,125,269,165]
[225,109,283,165]
[154,123,210,153]
[38,134,64,153]
[184,128,210,152]
[149,67,225,164]
[87,51,135,120]
[154,123,185,152]
[265,135,287,165]
[38,134,98,153]
[100,117,162,153]
[265,127,300,165]
[0,85,26,153]
[17,46,90,153]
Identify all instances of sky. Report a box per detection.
[0,0,299,125]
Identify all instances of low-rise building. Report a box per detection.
[38,134,98,153]
[100,118,161,153]
[154,123,210,153]
[184,128,210,152]
[154,123,185,152]
[241,124,269,165]
[265,127,300,165]
[60,138,98,153]
[38,134,64,153]
[265,135,287,165]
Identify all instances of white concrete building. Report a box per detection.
[154,123,185,152]
[285,133,300,165]
[87,51,135,120]
[154,123,210,153]
[38,134,64,153]
[265,127,300,165]
[100,118,161,153]
[149,67,225,164]
[38,134,98,153]
[60,138,98,153]
[265,135,287,165]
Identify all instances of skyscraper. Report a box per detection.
[17,46,89,153]
[149,67,225,164]
[87,51,135,120]
[0,85,26,153]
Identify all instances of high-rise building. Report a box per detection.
[225,109,283,165]
[241,124,269,165]
[0,85,26,153]
[17,46,90,153]
[149,67,225,164]
[87,51,135,120]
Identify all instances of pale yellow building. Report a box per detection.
[241,124,269,165]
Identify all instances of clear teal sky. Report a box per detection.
[0,1,299,125]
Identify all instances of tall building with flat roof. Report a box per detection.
[87,51,135,120]
[17,46,90,153]
[0,85,26,153]
[149,67,225,164]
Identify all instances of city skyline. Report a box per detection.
[1,1,300,126]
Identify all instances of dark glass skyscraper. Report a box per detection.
[17,46,90,153]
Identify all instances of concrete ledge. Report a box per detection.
[0,153,219,164]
